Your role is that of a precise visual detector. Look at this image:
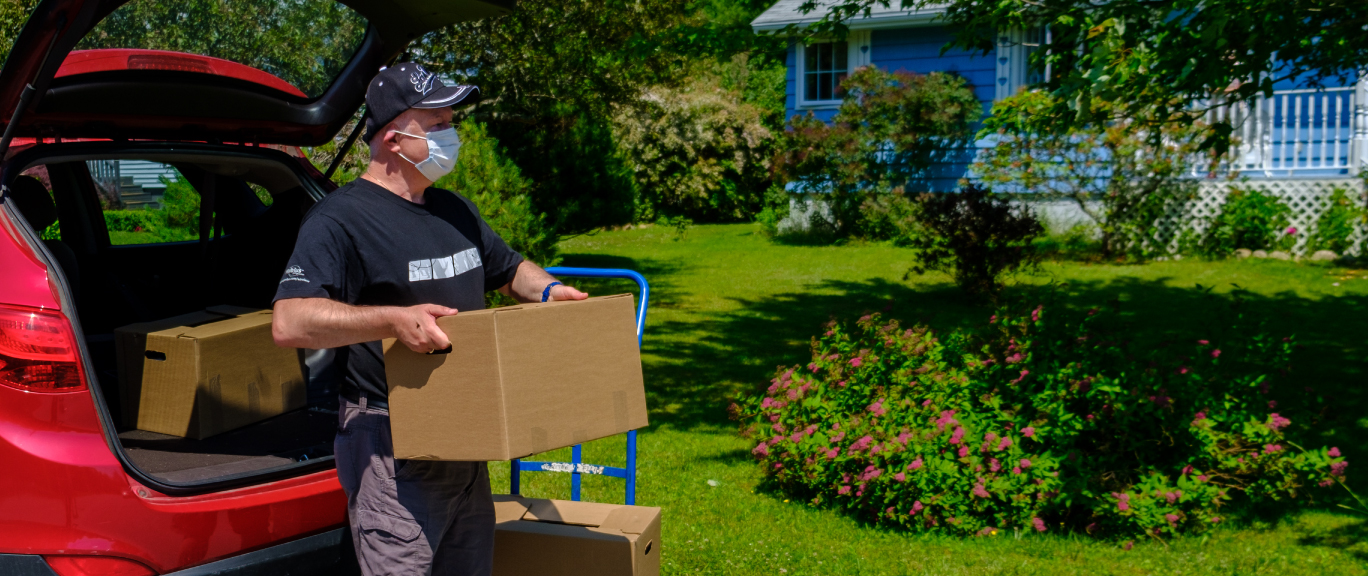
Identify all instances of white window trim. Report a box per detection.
[995,27,1051,101]
[796,30,872,109]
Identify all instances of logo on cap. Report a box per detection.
[410,66,436,94]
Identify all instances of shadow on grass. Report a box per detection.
[1297,518,1368,562]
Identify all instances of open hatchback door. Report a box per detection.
[0,0,511,148]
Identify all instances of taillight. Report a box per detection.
[0,304,85,392]
[44,555,154,576]
[127,53,212,74]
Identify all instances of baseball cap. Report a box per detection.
[363,63,480,142]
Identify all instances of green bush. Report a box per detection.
[160,174,201,231]
[102,209,164,233]
[735,298,1346,539]
[1307,187,1366,254]
[435,119,559,269]
[857,193,923,247]
[1200,188,1294,256]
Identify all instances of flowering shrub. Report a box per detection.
[735,299,1346,538]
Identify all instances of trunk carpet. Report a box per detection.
[120,408,336,482]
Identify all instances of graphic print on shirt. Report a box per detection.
[409,247,483,282]
[279,265,310,284]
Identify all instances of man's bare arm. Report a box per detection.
[499,260,588,303]
[273,298,457,353]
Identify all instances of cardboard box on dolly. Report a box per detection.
[492,495,661,576]
[384,293,649,461]
[115,306,306,439]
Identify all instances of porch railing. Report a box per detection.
[1197,84,1367,177]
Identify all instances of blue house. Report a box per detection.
[752,1,1368,253]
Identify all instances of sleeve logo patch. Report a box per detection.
[409,248,482,282]
[280,265,310,283]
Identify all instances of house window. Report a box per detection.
[804,41,848,103]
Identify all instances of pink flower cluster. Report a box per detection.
[847,435,874,454]
[934,410,959,431]
[859,465,882,482]
[1267,413,1292,432]
[867,399,887,417]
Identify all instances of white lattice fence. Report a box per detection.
[1140,178,1367,256]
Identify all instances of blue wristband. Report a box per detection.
[541,282,563,303]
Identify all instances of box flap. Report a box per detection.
[492,494,533,524]
[116,310,233,337]
[523,499,619,527]
[173,313,275,340]
[598,505,661,535]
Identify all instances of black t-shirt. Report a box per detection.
[273,178,523,399]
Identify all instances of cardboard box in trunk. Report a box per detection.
[385,294,648,461]
[492,495,660,576]
[115,306,306,439]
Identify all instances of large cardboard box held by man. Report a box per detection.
[492,495,660,576]
[115,306,306,439]
[384,294,648,461]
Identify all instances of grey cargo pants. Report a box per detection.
[336,395,495,576]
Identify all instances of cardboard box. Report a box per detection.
[385,294,648,461]
[118,306,306,439]
[492,495,660,576]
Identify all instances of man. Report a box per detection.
[271,63,586,575]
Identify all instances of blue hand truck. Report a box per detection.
[508,267,649,505]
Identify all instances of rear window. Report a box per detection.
[75,0,368,97]
[92,160,201,245]
[88,159,273,246]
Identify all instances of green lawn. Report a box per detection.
[493,223,1368,575]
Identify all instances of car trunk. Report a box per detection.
[4,141,344,489]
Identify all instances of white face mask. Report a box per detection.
[394,127,460,181]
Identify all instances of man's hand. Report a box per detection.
[500,260,591,303]
[548,284,589,302]
[390,304,459,353]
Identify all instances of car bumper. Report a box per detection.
[0,528,358,576]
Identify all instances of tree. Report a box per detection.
[75,0,367,96]
[974,90,1221,256]
[0,0,41,66]
[774,66,981,237]
[411,0,687,234]
[787,0,1368,153]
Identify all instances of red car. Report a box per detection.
[0,0,509,573]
